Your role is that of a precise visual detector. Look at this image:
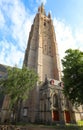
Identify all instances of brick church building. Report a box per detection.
[0,4,83,124]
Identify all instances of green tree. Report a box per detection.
[62,49,83,105]
[0,66,38,122]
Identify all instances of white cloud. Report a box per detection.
[0,10,5,29]
[75,29,83,51]
[53,18,83,61]
[5,44,24,67]
[0,0,34,67]
[0,0,34,50]
[0,40,24,67]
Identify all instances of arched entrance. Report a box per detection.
[52,94,59,121]
[64,110,71,123]
[52,110,59,121]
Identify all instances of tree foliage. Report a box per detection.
[62,49,83,105]
[0,66,38,108]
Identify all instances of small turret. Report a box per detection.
[41,3,44,10]
[38,7,41,13]
[48,12,51,18]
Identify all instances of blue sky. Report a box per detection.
[0,0,83,68]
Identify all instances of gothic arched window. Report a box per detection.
[44,22,46,26]
[53,94,58,108]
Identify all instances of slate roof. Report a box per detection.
[0,64,7,72]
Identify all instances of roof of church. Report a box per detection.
[0,64,7,72]
[0,64,8,79]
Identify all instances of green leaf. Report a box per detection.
[62,49,83,105]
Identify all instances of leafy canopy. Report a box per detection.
[62,49,83,105]
[0,66,38,107]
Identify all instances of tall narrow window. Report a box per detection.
[23,107,28,117]
[53,94,58,108]
[44,22,46,26]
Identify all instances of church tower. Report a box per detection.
[0,4,83,124]
[22,4,62,123]
[23,4,61,82]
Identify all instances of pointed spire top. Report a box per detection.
[48,12,51,18]
[38,3,46,15]
[41,2,44,8]
[41,2,45,13]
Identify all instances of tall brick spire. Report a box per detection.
[23,4,61,81]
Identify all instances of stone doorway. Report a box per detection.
[64,110,71,123]
[52,110,59,121]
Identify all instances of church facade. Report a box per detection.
[22,4,83,124]
[0,4,83,124]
